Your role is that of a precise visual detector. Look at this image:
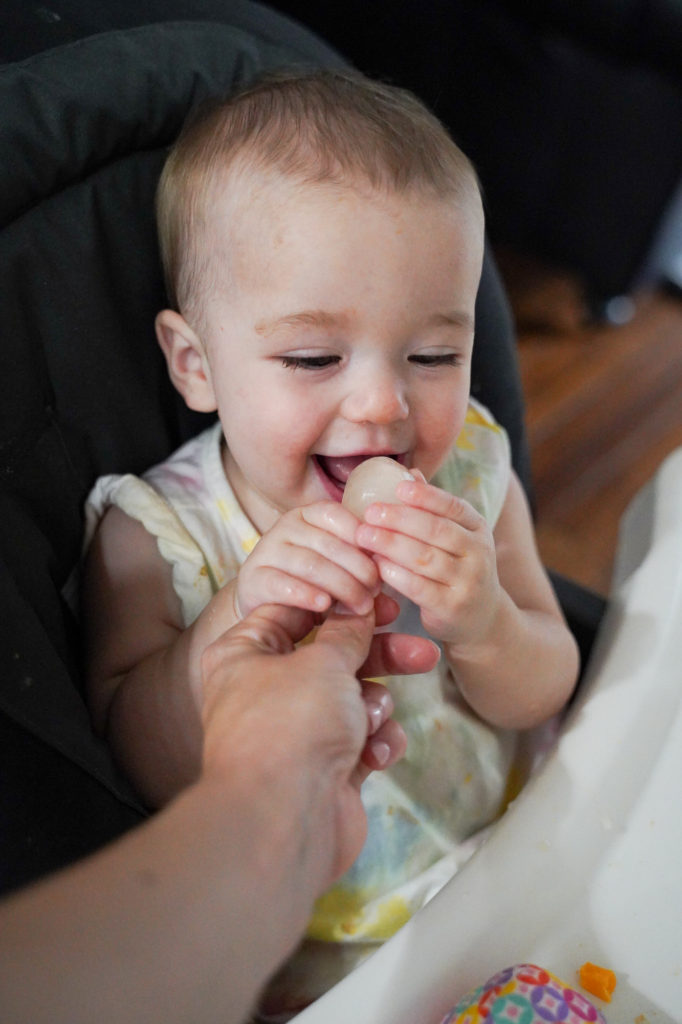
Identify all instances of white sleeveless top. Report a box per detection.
[85,398,517,984]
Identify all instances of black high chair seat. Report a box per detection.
[0,0,603,896]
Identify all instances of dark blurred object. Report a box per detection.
[0,0,346,895]
[267,0,682,312]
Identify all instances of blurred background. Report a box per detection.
[266,0,682,596]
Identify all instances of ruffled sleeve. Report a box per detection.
[84,473,214,627]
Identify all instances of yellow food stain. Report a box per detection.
[455,402,503,451]
[307,887,411,942]
[392,805,419,826]
[296,627,319,647]
[216,498,235,523]
[455,425,476,452]
[463,403,503,432]
[365,896,411,940]
[500,762,525,810]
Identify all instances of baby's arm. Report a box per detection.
[82,506,239,807]
[355,472,579,729]
[83,501,382,808]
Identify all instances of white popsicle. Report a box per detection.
[342,456,414,518]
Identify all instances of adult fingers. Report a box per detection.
[360,630,440,679]
[312,606,377,676]
[360,717,407,771]
[373,589,400,626]
[360,678,395,734]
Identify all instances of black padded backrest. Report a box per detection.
[0,10,345,892]
[0,5,530,891]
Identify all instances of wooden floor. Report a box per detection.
[503,255,682,597]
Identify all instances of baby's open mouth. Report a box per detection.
[315,453,404,490]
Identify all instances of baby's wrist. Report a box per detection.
[442,593,509,668]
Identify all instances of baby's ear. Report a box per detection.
[155,309,217,412]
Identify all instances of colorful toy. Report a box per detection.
[439,963,607,1024]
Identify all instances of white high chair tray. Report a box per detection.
[296,447,682,1024]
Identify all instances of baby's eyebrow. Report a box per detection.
[254,309,351,337]
[253,308,474,338]
[428,310,475,331]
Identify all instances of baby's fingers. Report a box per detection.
[239,567,332,617]
[357,519,458,584]
[396,479,484,532]
[291,544,379,613]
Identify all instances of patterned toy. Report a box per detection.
[439,963,607,1023]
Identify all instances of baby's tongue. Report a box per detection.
[319,454,371,486]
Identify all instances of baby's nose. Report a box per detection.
[342,367,409,425]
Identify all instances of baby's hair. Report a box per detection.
[157,67,481,321]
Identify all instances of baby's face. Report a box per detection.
[200,174,483,533]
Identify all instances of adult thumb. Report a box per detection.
[313,606,375,674]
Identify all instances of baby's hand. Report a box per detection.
[355,478,501,648]
[236,501,380,619]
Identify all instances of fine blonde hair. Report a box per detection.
[156,68,481,321]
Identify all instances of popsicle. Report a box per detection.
[342,456,414,517]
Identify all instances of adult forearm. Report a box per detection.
[0,608,406,1022]
[0,774,314,1024]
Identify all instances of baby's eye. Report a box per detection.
[409,352,460,367]
[280,354,340,371]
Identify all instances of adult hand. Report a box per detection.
[0,600,438,1024]
[200,597,439,887]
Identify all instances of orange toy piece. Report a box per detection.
[579,962,617,1003]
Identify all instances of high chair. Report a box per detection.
[0,0,613,983]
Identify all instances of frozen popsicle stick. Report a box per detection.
[342,456,414,518]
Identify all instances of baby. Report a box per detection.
[82,69,579,1015]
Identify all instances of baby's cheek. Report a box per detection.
[415,421,462,480]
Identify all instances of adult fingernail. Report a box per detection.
[370,739,390,766]
[332,601,356,616]
[366,700,383,732]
